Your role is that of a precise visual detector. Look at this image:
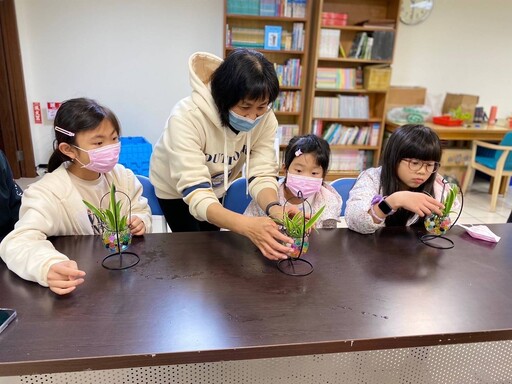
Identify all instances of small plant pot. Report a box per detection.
[424,214,452,235]
[289,235,309,258]
[102,227,132,253]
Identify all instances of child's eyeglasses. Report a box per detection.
[402,158,440,173]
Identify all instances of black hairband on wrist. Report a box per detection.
[265,201,281,216]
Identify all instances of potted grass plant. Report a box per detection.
[274,205,325,258]
[83,183,132,253]
[424,183,459,235]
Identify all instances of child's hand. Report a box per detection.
[47,260,86,295]
[128,216,146,235]
[389,191,444,217]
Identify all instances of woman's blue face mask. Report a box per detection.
[228,108,269,132]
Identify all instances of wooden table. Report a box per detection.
[386,121,510,141]
[1,226,512,380]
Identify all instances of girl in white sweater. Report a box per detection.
[0,98,151,295]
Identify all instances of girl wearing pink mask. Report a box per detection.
[244,134,342,227]
[0,98,151,295]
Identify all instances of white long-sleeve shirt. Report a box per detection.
[0,163,151,287]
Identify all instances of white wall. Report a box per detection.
[15,0,224,165]
[15,0,512,166]
[392,0,512,118]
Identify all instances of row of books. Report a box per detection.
[313,95,369,119]
[316,67,356,90]
[260,0,307,17]
[321,123,380,146]
[273,91,301,112]
[318,29,341,58]
[277,124,300,145]
[227,24,304,51]
[348,31,395,61]
[227,0,307,18]
[275,58,302,87]
[329,150,374,172]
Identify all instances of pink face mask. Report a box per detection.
[285,172,323,199]
[458,224,501,243]
[74,142,121,174]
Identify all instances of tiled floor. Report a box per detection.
[16,174,512,234]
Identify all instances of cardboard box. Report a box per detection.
[440,148,472,167]
[442,93,479,116]
[440,165,467,187]
[385,86,427,113]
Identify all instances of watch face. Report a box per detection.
[378,200,393,215]
[400,0,434,25]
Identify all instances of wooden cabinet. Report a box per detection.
[223,1,313,143]
[304,0,400,180]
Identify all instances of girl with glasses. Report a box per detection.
[346,124,449,234]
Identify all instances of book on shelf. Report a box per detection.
[292,0,307,18]
[329,150,374,172]
[259,0,277,16]
[319,29,341,58]
[291,22,305,51]
[274,91,301,112]
[349,32,379,60]
[313,97,339,118]
[316,68,356,90]
[277,124,300,145]
[227,0,259,15]
[264,25,282,50]
[274,58,302,87]
[230,27,264,49]
[338,95,369,119]
[371,30,395,61]
[369,123,380,146]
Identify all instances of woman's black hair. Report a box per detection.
[211,48,280,127]
[47,98,121,172]
[380,124,442,226]
[283,134,330,177]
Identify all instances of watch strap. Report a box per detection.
[265,201,281,216]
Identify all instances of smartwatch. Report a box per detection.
[371,195,396,216]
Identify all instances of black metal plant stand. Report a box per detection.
[98,189,140,270]
[277,191,314,277]
[420,178,464,250]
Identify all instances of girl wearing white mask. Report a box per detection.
[0,98,151,295]
[244,134,342,228]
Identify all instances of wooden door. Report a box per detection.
[0,0,36,178]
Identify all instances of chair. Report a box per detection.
[461,132,512,211]
[223,177,253,214]
[136,175,168,232]
[330,177,357,216]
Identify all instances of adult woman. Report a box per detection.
[150,49,293,260]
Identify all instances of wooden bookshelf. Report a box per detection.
[223,0,313,138]
[304,0,400,178]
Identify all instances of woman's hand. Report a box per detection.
[129,216,146,235]
[241,216,293,261]
[47,260,86,295]
[387,191,444,217]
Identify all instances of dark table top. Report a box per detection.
[1,224,512,376]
